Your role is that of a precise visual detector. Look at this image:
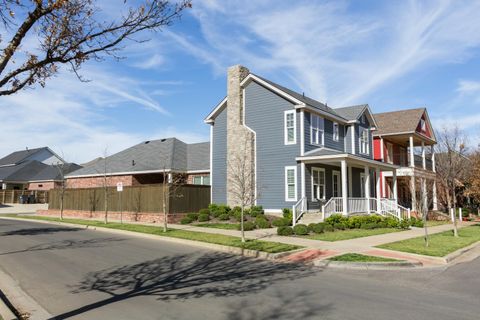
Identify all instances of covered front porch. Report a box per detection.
[293,151,408,225]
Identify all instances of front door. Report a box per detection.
[332,171,342,197]
[311,168,325,201]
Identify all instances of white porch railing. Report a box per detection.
[292,196,307,226]
[322,197,410,221]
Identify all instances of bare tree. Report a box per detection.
[0,0,191,96]
[93,148,111,224]
[54,160,69,220]
[435,126,468,237]
[160,167,185,232]
[465,148,480,206]
[227,140,256,243]
[413,179,433,247]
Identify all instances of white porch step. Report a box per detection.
[298,212,323,225]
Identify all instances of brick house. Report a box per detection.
[66,138,210,188]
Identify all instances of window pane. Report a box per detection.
[287,170,295,184]
[288,185,295,198]
[288,128,294,141]
[203,176,210,185]
[193,176,202,184]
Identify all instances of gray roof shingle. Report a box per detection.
[334,104,368,121]
[67,138,210,177]
[0,161,81,182]
[0,147,47,167]
[373,108,425,136]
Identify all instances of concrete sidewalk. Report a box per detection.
[0,204,47,214]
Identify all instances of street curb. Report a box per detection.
[0,290,17,320]
[313,259,422,270]
[444,241,480,263]
[0,217,304,262]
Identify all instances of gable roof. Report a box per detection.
[0,147,48,167]
[334,105,367,121]
[373,108,434,138]
[66,138,210,178]
[0,161,81,183]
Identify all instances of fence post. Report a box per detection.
[458,207,462,223]
[407,208,411,220]
[292,205,296,227]
[450,208,454,222]
[11,191,15,203]
[321,205,325,221]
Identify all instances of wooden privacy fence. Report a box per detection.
[0,190,49,204]
[48,184,210,214]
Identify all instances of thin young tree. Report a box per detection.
[435,126,468,237]
[0,0,191,95]
[94,148,111,224]
[160,167,184,232]
[55,160,69,220]
[227,139,256,243]
[413,179,433,247]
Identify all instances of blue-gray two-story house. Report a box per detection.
[205,65,406,224]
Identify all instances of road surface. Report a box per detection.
[0,218,478,320]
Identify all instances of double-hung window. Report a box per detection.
[333,122,339,141]
[312,168,325,201]
[284,110,296,145]
[285,166,297,201]
[193,175,210,185]
[359,129,369,154]
[310,114,324,145]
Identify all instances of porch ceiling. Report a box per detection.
[296,154,399,171]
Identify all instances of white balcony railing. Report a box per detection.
[322,197,409,220]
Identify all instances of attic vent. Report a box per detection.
[160,139,166,142]
[132,160,136,166]
[145,141,150,144]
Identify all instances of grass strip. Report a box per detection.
[5,215,301,254]
[329,253,401,262]
[377,225,480,257]
[304,228,404,242]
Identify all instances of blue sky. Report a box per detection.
[1,0,480,163]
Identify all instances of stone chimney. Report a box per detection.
[226,65,256,206]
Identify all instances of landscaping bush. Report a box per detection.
[307,223,318,233]
[333,222,347,230]
[187,213,199,221]
[282,208,293,220]
[233,210,247,222]
[250,205,264,217]
[208,203,218,213]
[293,224,309,235]
[180,217,193,224]
[311,223,325,234]
[238,221,256,231]
[256,219,271,229]
[198,213,210,222]
[325,214,347,226]
[384,217,399,228]
[360,222,378,230]
[199,208,210,216]
[399,219,410,229]
[272,217,291,227]
[277,226,294,236]
[323,223,334,232]
[218,214,230,221]
[211,204,231,218]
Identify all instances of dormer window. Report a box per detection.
[333,122,339,141]
[310,114,324,145]
[359,129,369,154]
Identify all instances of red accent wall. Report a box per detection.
[373,138,382,161]
[416,113,432,138]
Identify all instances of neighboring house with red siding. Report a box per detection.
[372,108,437,212]
[65,138,210,188]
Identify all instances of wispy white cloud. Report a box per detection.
[174,0,480,106]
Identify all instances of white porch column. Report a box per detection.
[431,145,436,172]
[432,180,438,211]
[380,138,385,161]
[410,176,417,211]
[341,160,348,215]
[348,165,353,197]
[409,136,415,168]
[376,168,381,213]
[421,141,426,170]
[393,170,398,201]
[364,166,370,213]
[301,162,305,199]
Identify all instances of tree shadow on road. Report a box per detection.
[51,253,318,319]
[0,237,127,256]
[225,289,332,320]
[1,227,82,236]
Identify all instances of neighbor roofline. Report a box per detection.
[66,168,210,179]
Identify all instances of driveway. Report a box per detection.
[0,218,478,320]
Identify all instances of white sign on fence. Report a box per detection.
[116,182,123,192]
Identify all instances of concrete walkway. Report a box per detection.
[0,204,47,214]
[16,212,477,266]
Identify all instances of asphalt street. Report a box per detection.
[0,218,478,320]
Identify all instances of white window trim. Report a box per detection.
[310,114,324,146]
[193,175,210,185]
[359,129,370,155]
[332,170,341,197]
[284,110,296,145]
[311,167,326,202]
[333,122,339,142]
[285,166,298,202]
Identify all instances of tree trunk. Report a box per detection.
[452,187,458,237]
[104,187,108,224]
[423,209,429,247]
[60,190,64,220]
[240,205,245,243]
[163,184,168,233]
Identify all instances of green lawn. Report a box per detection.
[329,253,401,262]
[194,223,240,230]
[378,225,480,257]
[5,215,301,254]
[426,220,450,227]
[304,228,404,242]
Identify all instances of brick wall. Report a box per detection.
[28,181,57,190]
[66,175,134,189]
[186,173,210,184]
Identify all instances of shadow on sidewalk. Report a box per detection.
[51,252,318,319]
